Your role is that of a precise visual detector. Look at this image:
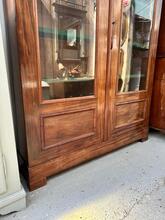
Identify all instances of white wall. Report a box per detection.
[0,1,26,215]
[0,21,22,198]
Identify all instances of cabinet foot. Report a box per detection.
[29,177,47,191]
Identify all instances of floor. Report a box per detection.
[1,131,165,220]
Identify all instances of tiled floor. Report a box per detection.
[1,131,165,220]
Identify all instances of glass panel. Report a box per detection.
[37,0,96,100]
[118,0,154,92]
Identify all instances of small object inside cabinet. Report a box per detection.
[5,0,163,190]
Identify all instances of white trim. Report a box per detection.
[0,188,26,215]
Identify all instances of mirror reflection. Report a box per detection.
[67,28,77,47]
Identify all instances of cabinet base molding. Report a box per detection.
[26,128,148,191]
[0,187,26,215]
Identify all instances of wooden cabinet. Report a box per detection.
[150,0,165,132]
[5,0,163,190]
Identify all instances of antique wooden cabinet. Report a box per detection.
[150,0,165,132]
[5,0,163,190]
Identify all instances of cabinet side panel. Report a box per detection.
[150,59,165,130]
[157,0,165,57]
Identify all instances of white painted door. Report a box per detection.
[0,147,6,195]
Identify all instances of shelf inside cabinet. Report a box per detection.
[42,77,94,84]
[133,42,149,51]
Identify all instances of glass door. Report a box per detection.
[37,0,96,100]
[14,0,109,161]
[106,0,159,139]
[118,0,154,92]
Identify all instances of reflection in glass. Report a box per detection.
[67,29,77,47]
[118,0,154,92]
[37,0,96,100]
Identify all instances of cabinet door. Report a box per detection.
[15,0,109,166]
[106,0,163,140]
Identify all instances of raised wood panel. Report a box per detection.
[115,101,146,128]
[41,109,96,149]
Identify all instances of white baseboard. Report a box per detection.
[0,187,26,215]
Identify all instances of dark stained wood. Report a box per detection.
[145,0,164,129]
[150,59,165,131]
[153,58,165,81]
[151,80,165,130]
[5,0,163,190]
[157,0,165,57]
[150,0,165,132]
